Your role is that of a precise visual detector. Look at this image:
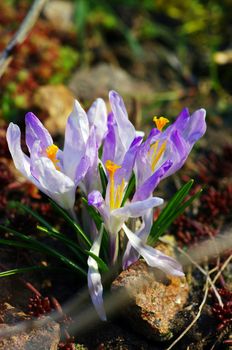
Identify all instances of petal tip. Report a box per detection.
[25,112,41,127]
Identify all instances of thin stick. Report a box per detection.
[212,253,232,285]
[160,237,224,307]
[184,249,223,307]
[0,0,48,78]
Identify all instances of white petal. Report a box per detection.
[122,224,184,276]
[6,125,46,193]
[31,157,76,210]
[87,225,106,321]
[63,100,89,180]
[6,123,31,178]
[122,208,153,269]
[87,98,108,147]
[112,197,163,218]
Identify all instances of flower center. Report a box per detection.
[150,117,169,171]
[105,160,125,210]
[46,144,60,170]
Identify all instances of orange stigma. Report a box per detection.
[153,116,169,131]
[46,144,60,170]
[105,160,121,175]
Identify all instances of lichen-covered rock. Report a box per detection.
[0,303,60,350]
[112,243,189,341]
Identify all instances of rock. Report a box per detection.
[0,303,60,350]
[111,242,189,341]
[68,63,154,103]
[43,1,74,31]
[33,85,74,135]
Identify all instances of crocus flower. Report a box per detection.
[87,91,185,320]
[87,161,180,320]
[89,136,146,264]
[134,108,206,200]
[6,99,101,214]
[123,108,206,268]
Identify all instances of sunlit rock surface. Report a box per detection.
[112,243,189,341]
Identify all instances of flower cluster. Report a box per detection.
[7,91,206,320]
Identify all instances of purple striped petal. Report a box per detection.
[85,126,98,169]
[168,107,190,134]
[83,127,100,194]
[88,191,110,223]
[115,136,143,185]
[134,128,161,188]
[75,156,90,185]
[63,100,89,181]
[161,129,188,178]
[25,112,53,153]
[183,108,206,144]
[109,90,136,153]
[133,160,172,202]
[102,114,116,166]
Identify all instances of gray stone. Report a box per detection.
[68,63,154,103]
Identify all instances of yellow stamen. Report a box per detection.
[105,160,121,210]
[153,116,169,131]
[151,141,167,172]
[46,144,60,170]
[115,178,125,209]
[149,140,159,157]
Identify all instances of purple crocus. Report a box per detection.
[123,108,206,268]
[87,91,185,320]
[6,98,102,214]
[134,109,206,199]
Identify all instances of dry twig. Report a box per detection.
[160,237,223,307]
[0,0,48,79]
[212,253,232,285]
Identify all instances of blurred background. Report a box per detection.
[0,0,231,133]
